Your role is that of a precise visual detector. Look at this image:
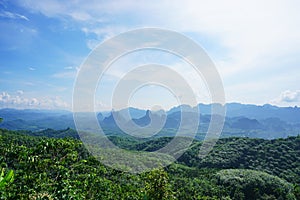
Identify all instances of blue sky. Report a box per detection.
[0,0,300,111]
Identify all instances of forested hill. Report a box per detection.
[0,128,300,199]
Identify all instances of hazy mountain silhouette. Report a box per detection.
[1,103,300,139]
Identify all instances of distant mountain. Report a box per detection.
[1,103,300,139]
[0,119,37,130]
[230,117,263,130]
[197,103,224,115]
[97,112,104,121]
[195,103,300,124]
[0,108,71,121]
[119,107,147,119]
[167,104,194,114]
[225,103,300,123]
[164,111,181,129]
[101,112,119,128]
[0,109,74,130]
[99,108,147,128]
[260,118,289,132]
[133,110,151,127]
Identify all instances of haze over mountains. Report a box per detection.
[1,103,300,139]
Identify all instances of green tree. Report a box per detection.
[215,169,296,200]
[143,168,175,200]
[294,184,300,200]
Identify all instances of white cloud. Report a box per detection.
[278,90,300,103]
[19,1,300,65]
[86,39,100,50]
[52,67,79,79]
[94,100,110,111]
[28,67,36,71]
[47,96,69,108]
[18,0,300,106]
[64,66,74,70]
[19,0,300,73]
[0,92,10,101]
[16,90,24,95]
[0,91,70,109]
[0,11,29,21]
[269,90,300,107]
[0,92,39,107]
[23,81,35,86]
[52,71,76,79]
[69,11,92,21]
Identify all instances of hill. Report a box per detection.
[0,128,299,199]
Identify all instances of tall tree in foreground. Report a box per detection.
[143,168,175,200]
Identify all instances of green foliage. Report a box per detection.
[0,128,299,199]
[215,169,295,200]
[143,168,175,200]
[14,128,80,139]
[294,184,300,200]
[178,136,300,184]
[0,168,14,189]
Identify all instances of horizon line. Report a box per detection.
[0,102,299,113]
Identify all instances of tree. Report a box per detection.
[294,184,300,200]
[143,168,175,200]
[215,169,296,200]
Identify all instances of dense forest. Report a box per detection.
[0,128,300,199]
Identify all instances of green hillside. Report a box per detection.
[0,128,299,199]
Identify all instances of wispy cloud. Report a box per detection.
[28,67,36,71]
[18,0,300,76]
[64,66,74,70]
[52,71,76,79]
[52,67,78,79]
[23,81,35,86]
[0,11,29,21]
[86,39,100,50]
[14,0,300,107]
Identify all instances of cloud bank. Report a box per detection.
[0,91,69,110]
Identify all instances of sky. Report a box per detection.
[0,0,300,111]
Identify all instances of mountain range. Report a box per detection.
[0,103,300,139]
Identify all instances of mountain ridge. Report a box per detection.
[1,103,300,139]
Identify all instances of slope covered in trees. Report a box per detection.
[0,128,299,199]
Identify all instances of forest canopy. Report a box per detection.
[0,128,299,199]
